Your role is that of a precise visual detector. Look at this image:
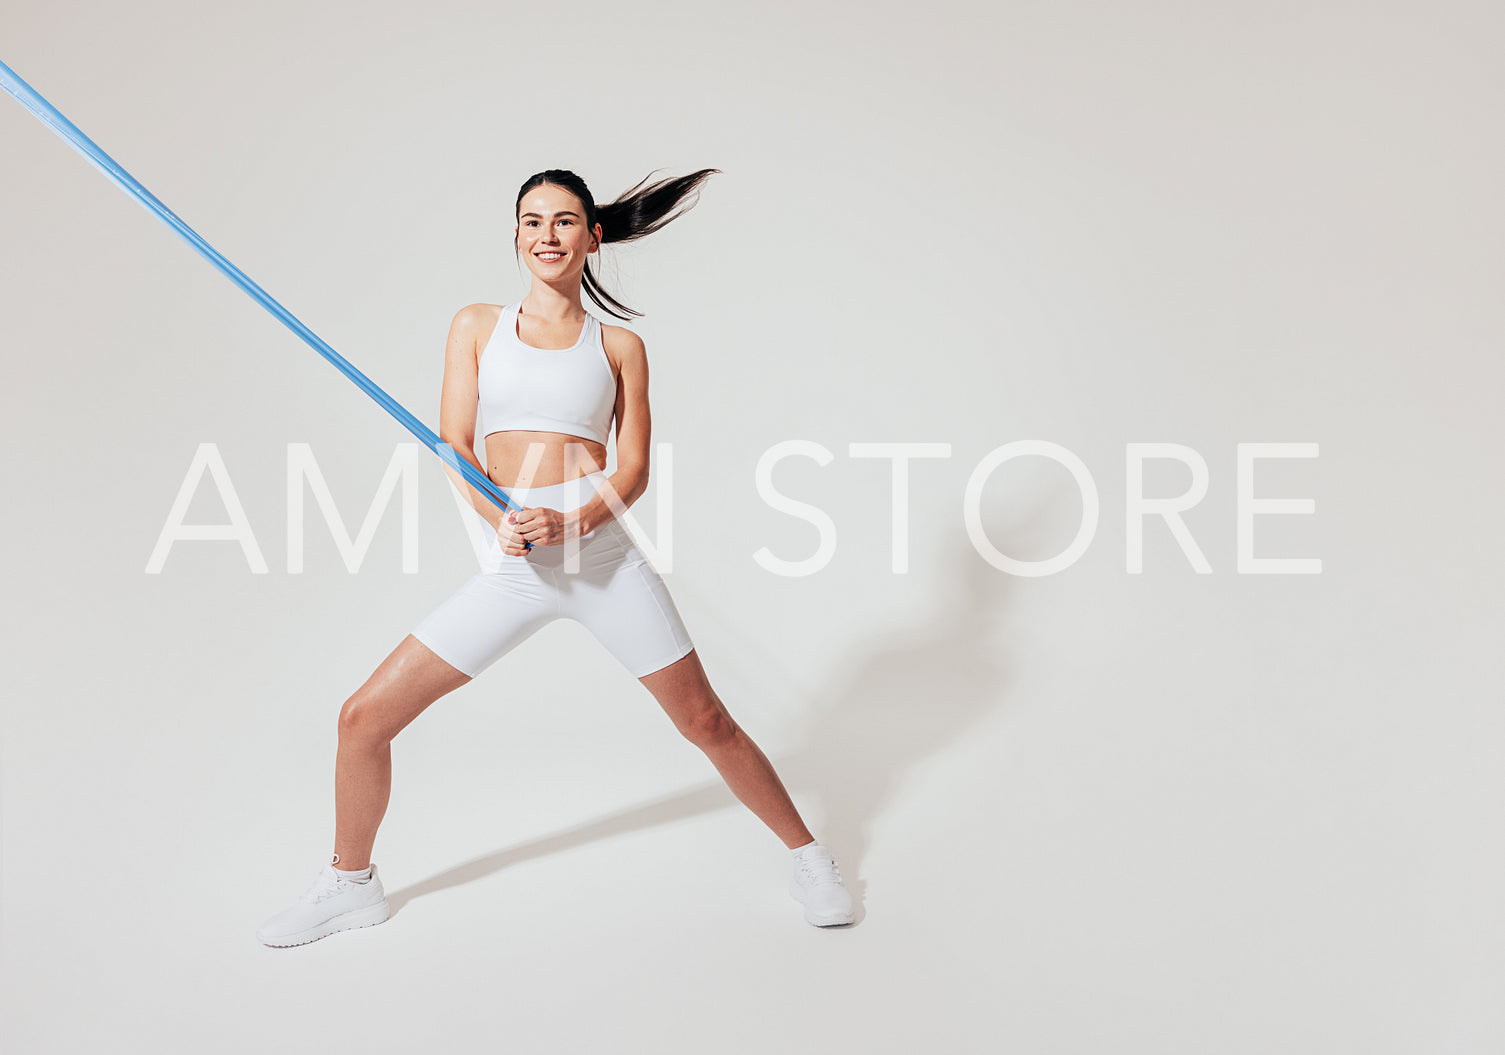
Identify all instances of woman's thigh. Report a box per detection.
[342,633,474,742]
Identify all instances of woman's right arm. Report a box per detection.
[437,304,505,530]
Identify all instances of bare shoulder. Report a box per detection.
[601,321,647,359]
[600,321,648,380]
[452,302,503,335]
[445,304,504,371]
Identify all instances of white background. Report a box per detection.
[2,2,1501,1052]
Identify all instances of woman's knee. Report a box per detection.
[680,699,739,748]
[337,636,468,745]
[338,691,398,745]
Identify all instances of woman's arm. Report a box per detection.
[436,304,506,531]
[569,327,651,537]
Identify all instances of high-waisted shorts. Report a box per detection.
[410,470,695,679]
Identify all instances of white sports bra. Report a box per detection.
[476,302,616,445]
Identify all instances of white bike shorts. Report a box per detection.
[410,471,695,679]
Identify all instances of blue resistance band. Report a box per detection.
[0,56,528,529]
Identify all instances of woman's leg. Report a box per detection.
[639,649,815,850]
[334,634,473,870]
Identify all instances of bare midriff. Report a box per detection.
[484,430,608,490]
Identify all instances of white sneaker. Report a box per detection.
[257,862,390,947]
[789,846,855,926]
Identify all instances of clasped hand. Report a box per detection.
[496,507,578,556]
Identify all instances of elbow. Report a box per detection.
[623,458,651,491]
[612,461,650,507]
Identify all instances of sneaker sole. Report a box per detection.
[789,876,855,926]
[258,899,391,948]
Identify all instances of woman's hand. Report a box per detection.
[496,507,576,555]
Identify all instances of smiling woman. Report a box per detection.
[256,167,859,948]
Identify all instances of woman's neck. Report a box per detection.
[522,282,585,323]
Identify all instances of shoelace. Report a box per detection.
[300,867,351,904]
[797,855,844,888]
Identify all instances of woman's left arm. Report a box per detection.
[569,328,651,538]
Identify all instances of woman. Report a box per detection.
[257,169,855,946]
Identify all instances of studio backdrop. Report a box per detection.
[1,2,1500,1053]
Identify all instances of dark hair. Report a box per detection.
[514,167,720,320]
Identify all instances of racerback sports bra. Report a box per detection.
[476,302,616,445]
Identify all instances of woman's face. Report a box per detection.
[515,183,600,284]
